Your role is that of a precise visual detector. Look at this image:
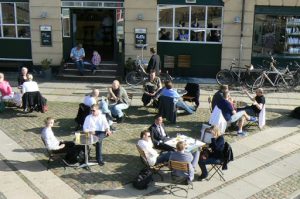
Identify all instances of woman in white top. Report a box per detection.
[22,74,39,94]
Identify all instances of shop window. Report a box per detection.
[0,2,30,39]
[252,14,297,57]
[62,8,70,37]
[158,5,223,43]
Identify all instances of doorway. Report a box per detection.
[71,9,115,61]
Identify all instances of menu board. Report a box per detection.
[135,28,147,48]
[40,25,52,46]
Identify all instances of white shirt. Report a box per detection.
[83,95,97,107]
[41,127,60,150]
[137,139,159,166]
[156,124,166,137]
[83,113,109,132]
[22,81,39,93]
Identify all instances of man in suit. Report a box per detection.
[149,115,175,151]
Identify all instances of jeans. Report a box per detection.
[176,100,195,114]
[99,100,110,114]
[198,157,222,177]
[230,110,245,123]
[191,151,200,169]
[75,60,84,73]
[156,151,172,165]
[95,131,106,163]
[109,103,129,118]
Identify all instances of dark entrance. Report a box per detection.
[71,9,115,61]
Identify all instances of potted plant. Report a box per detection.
[41,58,52,79]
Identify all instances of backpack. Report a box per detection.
[65,147,85,165]
[132,168,153,190]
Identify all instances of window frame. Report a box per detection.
[157,4,223,44]
[0,2,30,39]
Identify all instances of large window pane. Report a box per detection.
[62,9,70,37]
[159,28,173,40]
[18,26,30,38]
[175,7,189,28]
[159,8,173,27]
[16,3,29,24]
[3,26,16,37]
[175,29,189,41]
[191,7,205,28]
[191,29,205,41]
[207,7,222,28]
[2,3,15,24]
[207,29,221,42]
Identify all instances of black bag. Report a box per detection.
[132,168,153,190]
[65,147,85,165]
[291,106,300,119]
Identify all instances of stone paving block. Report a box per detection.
[242,170,282,189]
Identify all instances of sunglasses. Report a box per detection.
[91,110,96,112]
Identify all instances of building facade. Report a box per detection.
[0,0,300,77]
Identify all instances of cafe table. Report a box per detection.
[164,134,205,153]
[74,133,99,169]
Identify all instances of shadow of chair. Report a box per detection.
[167,160,193,198]
[41,137,66,170]
[136,144,167,181]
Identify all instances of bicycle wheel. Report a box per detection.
[251,75,265,93]
[216,70,234,85]
[276,76,289,90]
[125,71,143,86]
[244,72,260,88]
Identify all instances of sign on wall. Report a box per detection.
[40,25,52,46]
[135,28,147,48]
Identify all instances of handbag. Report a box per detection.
[200,147,211,160]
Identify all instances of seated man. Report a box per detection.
[17,66,28,90]
[0,73,21,107]
[142,70,162,107]
[149,115,175,151]
[218,91,257,136]
[83,104,112,166]
[211,84,228,111]
[169,141,200,184]
[107,80,129,123]
[160,81,195,114]
[137,130,172,167]
[70,43,85,76]
[239,88,265,116]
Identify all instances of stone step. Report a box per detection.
[56,74,122,83]
[63,68,118,76]
[64,62,119,70]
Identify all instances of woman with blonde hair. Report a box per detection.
[22,74,39,94]
[198,125,225,180]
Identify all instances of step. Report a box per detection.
[63,68,118,76]
[56,74,122,82]
[65,62,119,70]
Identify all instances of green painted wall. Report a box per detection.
[0,39,31,59]
[157,42,222,78]
[157,0,223,6]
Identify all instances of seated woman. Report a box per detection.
[198,126,224,180]
[22,74,39,94]
[107,80,129,123]
[41,117,84,164]
[0,73,22,107]
[142,70,162,106]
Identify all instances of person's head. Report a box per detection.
[207,125,221,137]
[93,50,99,56]
[150,47,156,54]
[154,115,163,125]
[76,43,82,49]
[44,117,54,127]
[149,69,156,79]
[91,89,100,98]
[220,85,228,92]
[27,74,33,81]
[256,88,263,96]
[165,80,173,89]
[176,141,185,152]
[223,91,230,100]
[21,67,28,75]
[90,104,100,116]
[112,80,120,90]
[0,73,4,82]
[140,129,151,141]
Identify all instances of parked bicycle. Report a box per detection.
[216,59,261,88]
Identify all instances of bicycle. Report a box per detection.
[216,59,261,88]
[125,45,173,86]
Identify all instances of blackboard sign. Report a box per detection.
[40,25,52,46]
[135,28,147,48]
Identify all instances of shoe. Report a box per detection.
[98,161,105,166]
[237,131,248,136]
[185,179,193,185]
[198,174,208,181]
[249,116,258,122]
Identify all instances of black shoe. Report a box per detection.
[185,179,193,185]
[198,175,208,181]
[116,116,124,123]
[98,161,105,166]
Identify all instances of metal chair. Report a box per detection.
[136,144,166,181]
[168,160,193,198]
[41,137,66,170]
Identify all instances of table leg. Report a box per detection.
[78,145,98,169]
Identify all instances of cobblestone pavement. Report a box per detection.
[248,171,300,199]
[0,99,291,198]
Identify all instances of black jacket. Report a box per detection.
[22,91,46,112]
[209,136,225,159]
[158,95,176,123]
[222,142,234,170]
[149,123,168,147]
[147,54,161,74]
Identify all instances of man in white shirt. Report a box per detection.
[83,104,112,166]
[137,130,172,166]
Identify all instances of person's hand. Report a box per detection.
[106,131,112,136]
[149,93,155,97]
[59,144,65,149]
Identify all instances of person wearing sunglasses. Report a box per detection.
[83,104,112,166]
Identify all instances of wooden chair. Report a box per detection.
[41,137,66,170]
[208,95,213,113]
[136,144,166,181]
[168,160,193,198]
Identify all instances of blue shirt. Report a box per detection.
[70,47,85,61]
[218,99,233,121]
[161,88,180,99]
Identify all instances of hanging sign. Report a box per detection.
[135,28,147,48]
[40,25,52,46]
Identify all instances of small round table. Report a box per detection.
[74,134,99,169]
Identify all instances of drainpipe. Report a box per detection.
[239,0,246,69]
